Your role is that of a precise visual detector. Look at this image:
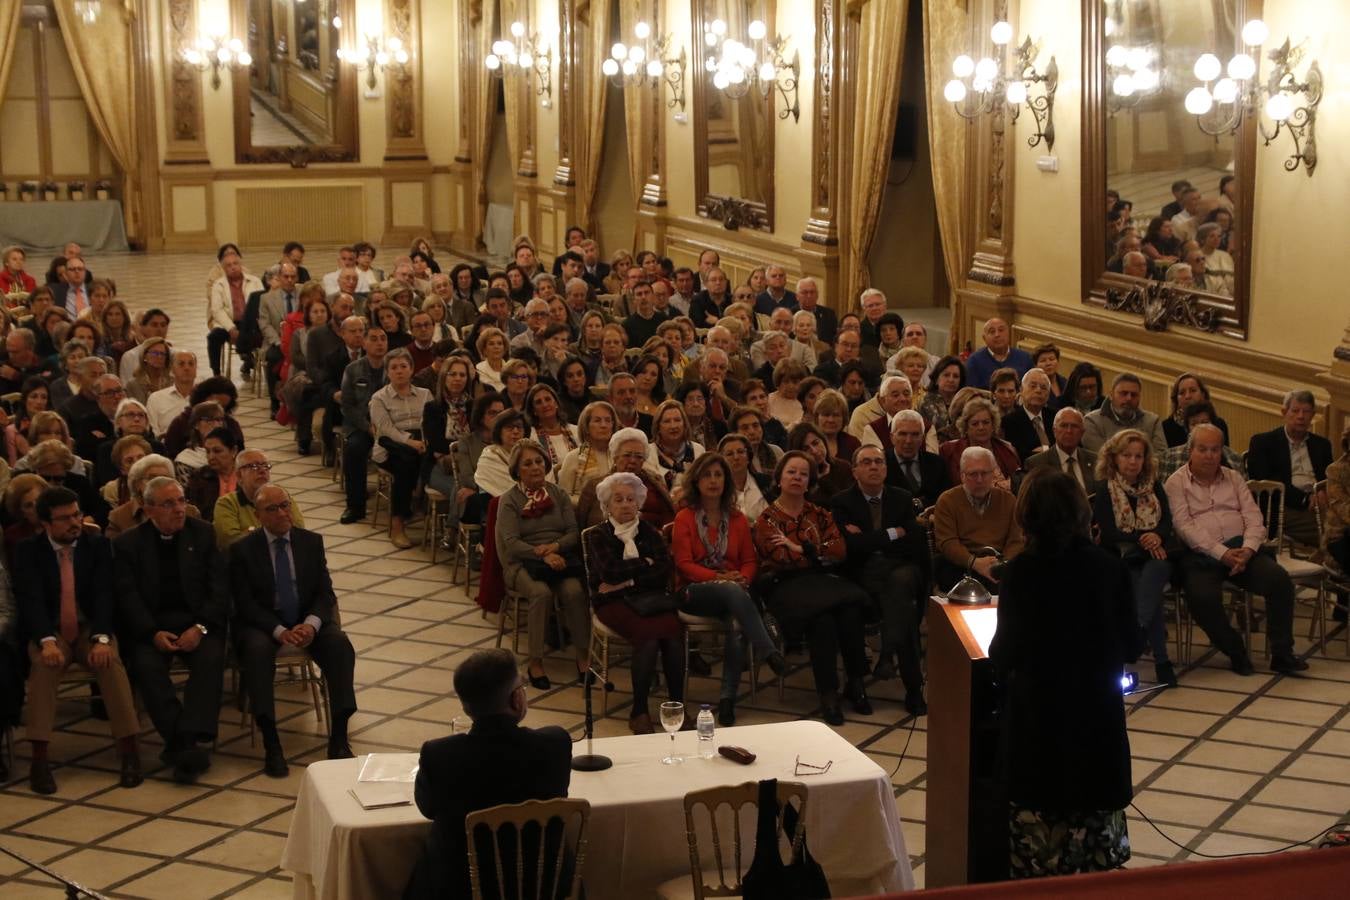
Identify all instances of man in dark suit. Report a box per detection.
[404,648,572,900]
[1024,407,1101,497]
[1002,369,1056,462]
[230,484,357,777]
[71,373,125,463]
[577,239,610,292]
[831,445,930,715]
[885,409,950,510]
[1246,390,1332,548]
[259,262,300,415]
[114,477,229,783]
[17,486,142,794]
[52,257,93,317]
[796,278,837,345]
[318,315,368,466]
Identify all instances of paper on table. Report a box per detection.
[358,753,420,783]
[349,782,414,810]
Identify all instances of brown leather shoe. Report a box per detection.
[119,752,143,789]
[628,713,654,735]
[29,759,57,795]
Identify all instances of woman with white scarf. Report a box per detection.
[583,471,686,735]
[1092,428,1178,688]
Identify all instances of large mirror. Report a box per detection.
[232,0,359,165]
[692,0,776,231]
[1083,0,1257,338]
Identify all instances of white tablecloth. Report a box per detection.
[0,199,129,252]
[281,720,912,899]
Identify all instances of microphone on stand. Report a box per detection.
[571,670,612,772]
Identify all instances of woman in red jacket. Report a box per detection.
[0,246,37,295]
[671,451,784,725]
[938,397,1021,491]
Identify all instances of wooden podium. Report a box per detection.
[925,597,1005,887]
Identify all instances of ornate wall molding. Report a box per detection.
[553,0,575,186]
[801,0,840,246]
[963,0,1016,291]
[1103,281,1221,333]
[706,195,769,231]
[384,0,427,160]
[161,0,208,164]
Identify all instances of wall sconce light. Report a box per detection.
[601,20,687,113]
[73,1,101,24]
[944,20,1058,151]
[1104,40,1160,116]
[703,18,800,122]
[337,32,409,91]
[1184,20,1321,176]
[485,21,554,107]
[183,26,253,91]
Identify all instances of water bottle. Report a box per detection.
[696,705,715,759]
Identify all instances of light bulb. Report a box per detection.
[1104,18,1117,37]
[1133,68,1159,92]
[990,21,1013,46]
[375,51,389,66]
[972,76,993,94]
[217,47,231,64]
[485,54,500,70]
[612,42,627,60]
[740,46,756,68]
[635,21,651,40]
[1126,47,1149,72]
[1112,74,1135,97]
[238,51,252,66]
[974,57,999,82]
[389,37,403,51]
[494,40,511,56]
[1228,53,1256,81]
[628,45,646,64]
[953,54,975,78]
[1006,80,1027,104]
[332,15,341,29]
[713,70,729,90]
[748,20,767,41]
[1193,53,1221,82]
[1213,77,1238,104]
[184,49,202,66]
[228,38,243,53]
[1105,45,1127,68]
[1265,91,1294,121]
[944,80,967,103]
[1241,19,1268,47]
[711,19,726,37]
[759,61,776,83]
[510,21,525,38]
[1185,86,1213,115]
[705,58,716,72]
[602,58,619,76]
[519,52,532,68]
[728,65,746,85]
[705,32,717,47]
[621,59,637,75]
[646,60,662,78]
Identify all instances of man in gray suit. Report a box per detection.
[1025,407,1101,497]
[259,261,300,415]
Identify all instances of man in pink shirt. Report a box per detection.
[1164,424,1304,676]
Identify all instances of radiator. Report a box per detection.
[236,185,365,246]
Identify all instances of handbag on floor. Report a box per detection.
[741,778,831,899]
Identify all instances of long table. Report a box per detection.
[281,719,913,899]
[0,199,129,252]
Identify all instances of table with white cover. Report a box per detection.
[281,719,912,899]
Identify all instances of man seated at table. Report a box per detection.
[932,446,1025,591]
[405,648,572,900]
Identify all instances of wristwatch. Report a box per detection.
[92,634,111,645]
[195,623,209,636]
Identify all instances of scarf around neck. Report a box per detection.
[1107,474,1161,532]
[609,515,641,559]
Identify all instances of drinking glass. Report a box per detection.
[659,701,685,765]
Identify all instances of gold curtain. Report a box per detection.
[573,0,611,236]
[51,0,141,240]
[924,0,970,315]
[500,0,526,175]
[471,0,499,247]
[843,0,909,308]
[619,0,653,227]
[0,1,20,104]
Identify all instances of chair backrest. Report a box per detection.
[682,781,810,899]
[1246,479,1286,549]
[465,797,591,900]
[449,439,465,482]
[579,523,604,601]
[1311,478,1330,549]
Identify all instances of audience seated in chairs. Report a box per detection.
[752,451,872,726]
[106,453,200,539]
[114,477,228,783]
[939,397,1021,493]
[404,648,572,900]
[584,471,687,735]
[98,434,151,508]
[160,376,244,459]
[886,410,950,510]
[496,439,592,690]
[474,408,528,499]
[1082,372,1167,455]
[1246,389,1332,550]
[1164,424,1306,676]
[932,446,1026,592]
[338,323,389,524]
[230,483,357,777]
[214,449,305,549]
[173,401,228,479]
[670,453,784,726]
[4,473,48,563]
[557,401,615,503]
[93,398,162,489]
[1002,368,1055,463]
[370,347,432,548]
[17,485,143,794]
[1025,407,1101,496]
[1157,402,1246,482]
[184,427,242,522]
[1163,373,1230,448]
[577,428,676,530]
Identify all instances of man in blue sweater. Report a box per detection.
[965,317,1034,390]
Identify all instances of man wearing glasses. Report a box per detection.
[17,487,143,795]
[509,298,553,356]
[404,648,571,900]
[231,484,356,777]
[932,446,1025,591]
[114,478,228,783]
[213,449,307,549]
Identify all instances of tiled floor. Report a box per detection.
[1,248,1348,897]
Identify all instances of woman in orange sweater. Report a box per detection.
[672,452,784,725]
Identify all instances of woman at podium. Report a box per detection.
[990,468,1142,878]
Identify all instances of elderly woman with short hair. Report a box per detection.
[100,434,152,507]
[584,471,687,734]
[107,453,198,538]
[21,439,108,527]
[94,397,162,488]
[576,427,676,529]
[495,439,590,690]
[938,396,1020,491]
[173,401,228,477]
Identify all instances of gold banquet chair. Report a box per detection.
[1248,479,1330,654]
[465,798,591,900]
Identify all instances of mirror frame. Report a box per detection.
[230,0,360,166]
[1080,0,1258,339]
[691,0,776,232]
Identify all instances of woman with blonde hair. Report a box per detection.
[557,401,614,502]
[812,389,859,463]
[1092,428,1178,687]
[938,396,1020,490]
[126,337,172,402]
[646,398,704,493]
[474,325,508,390]
[96,299,137,364]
